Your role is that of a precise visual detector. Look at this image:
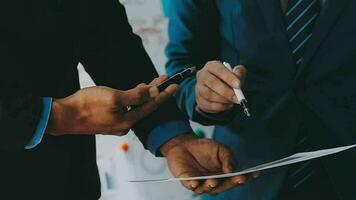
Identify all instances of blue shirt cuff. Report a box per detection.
[147,120,193,156]
[25,97,52,149]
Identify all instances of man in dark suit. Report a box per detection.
[0,0,259,199]
[166,0,356,199]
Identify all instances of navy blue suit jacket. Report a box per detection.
[166,0,356,199]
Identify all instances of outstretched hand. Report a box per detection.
[161,135,260,196]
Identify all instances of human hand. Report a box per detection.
[161,135,260,196]
[196,61,247,113]
[47,76,178,136]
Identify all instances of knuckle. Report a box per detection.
[138,86,147,93]
[205,61,218,69]
[215,65,225,74]
[203,89,212,99]
[151,77,159,83]
[196,70,205,80]
[210,78,221,88]
[215,85,226,95]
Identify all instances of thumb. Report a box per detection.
[218,145,236,174]
[232,65,247,87]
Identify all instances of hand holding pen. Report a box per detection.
[125,67,197,112]
[195,61,250,117]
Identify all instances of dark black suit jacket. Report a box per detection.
[0,0,188,199]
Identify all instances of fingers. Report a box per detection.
[176,172,200,191]
[208,176,247,196]
[205,61,242,89]
[148,86,159,98]
[196,81,235,113]
[148,75,171,98]
[197,144,241,195]
[205,144,259,196]
[124,100,159,124]
[196,95,233,113]
[182,180,200,191]
[198,80,236,104]
[194,179,219,194]
[154,84,179,104]
[120,74,171,106]
[124,84,178,123]
[120,84,152,106]
[200,71,236,103]
[251,171,261,179]
[196,61,242,113]
[150,75,169,86]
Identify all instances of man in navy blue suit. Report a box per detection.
[166,0,356,199]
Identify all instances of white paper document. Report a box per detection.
[129,144,356,183]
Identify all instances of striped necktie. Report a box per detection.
[286,0,320,65]
[285,0,320,189]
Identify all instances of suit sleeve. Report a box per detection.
[0,14,47,151]
[165,0,236,125]
[0,81,44,151]
[78,0,192,154]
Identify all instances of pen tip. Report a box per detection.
[244,109,251,117]
[189,66,197,73]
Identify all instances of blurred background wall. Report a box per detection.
[77,0,214,199]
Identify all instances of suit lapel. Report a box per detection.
[256,0,297,75]
[295,0,351,80]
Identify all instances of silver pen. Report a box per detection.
[223,62,251,117]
